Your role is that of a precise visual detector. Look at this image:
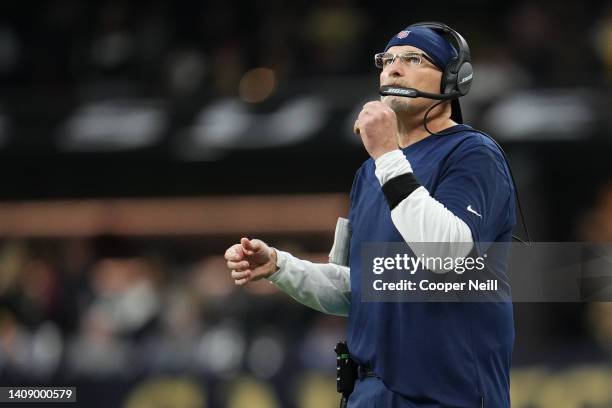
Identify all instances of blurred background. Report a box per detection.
[1,0,612,406]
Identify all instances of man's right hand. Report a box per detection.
[224,238,278,285]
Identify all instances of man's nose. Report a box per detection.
[385,59,404,77]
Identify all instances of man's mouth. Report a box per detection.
[382,83,410,88]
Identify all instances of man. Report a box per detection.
[224,22,516,407]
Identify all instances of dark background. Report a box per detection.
[0,0,612,407]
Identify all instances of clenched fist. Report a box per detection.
[224,238,278,285]
[354,101,400,159]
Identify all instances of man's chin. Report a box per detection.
[382,95,410,113]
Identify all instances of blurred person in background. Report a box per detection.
[67,235,161,377]
[225,22,517,407]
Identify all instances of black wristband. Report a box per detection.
[381,173,421,210]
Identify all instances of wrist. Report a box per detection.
[371,146,398,160]
[374,149,413,185]
[267,247,280,278]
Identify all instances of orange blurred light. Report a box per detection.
[238,68,277,103]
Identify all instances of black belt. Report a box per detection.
[357,365,378,379]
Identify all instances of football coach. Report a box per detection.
[224,22,517,408]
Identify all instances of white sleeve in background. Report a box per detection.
[375,150,474,272]
[266,249,351,317]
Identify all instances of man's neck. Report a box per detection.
[396,110,458,148]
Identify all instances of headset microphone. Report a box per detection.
[379,85,459,100]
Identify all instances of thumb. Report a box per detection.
[241,237,258,255]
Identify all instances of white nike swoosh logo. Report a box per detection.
[467,205,482,218]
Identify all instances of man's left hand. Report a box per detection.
[354,101,399,159]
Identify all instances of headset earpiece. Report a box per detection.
[456,61,473,95]
[408,21,473,97]
[441,56,459,94]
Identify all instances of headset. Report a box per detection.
[379,21,474,101]
[378,22,531,245]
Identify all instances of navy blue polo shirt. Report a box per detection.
[347,124,516,408]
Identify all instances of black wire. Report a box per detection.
[422,100,446,136]
[501,153,532,246]
[421,99,532,246]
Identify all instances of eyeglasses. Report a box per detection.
[374,52,437,69]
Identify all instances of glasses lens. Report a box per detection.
[399,53,422,65]
[374,53,384,68]
[374,52,394,69]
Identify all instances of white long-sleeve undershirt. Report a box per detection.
[267,249,351,317]
[266,149,474,315]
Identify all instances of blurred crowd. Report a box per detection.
[0,0,610,91]
[0,234,346,406]
[0,0,611,139]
